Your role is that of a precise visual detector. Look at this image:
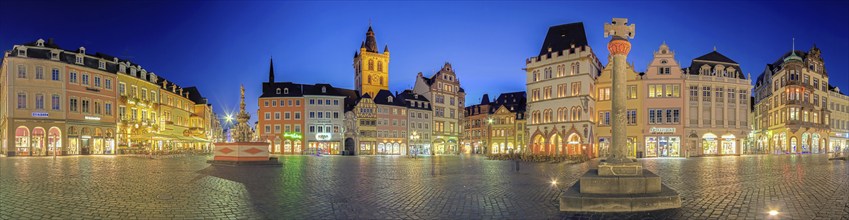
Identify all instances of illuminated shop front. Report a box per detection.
[702,133,718,155]
[597,137,637,158]
[359,141,376,155]
[646,136,681,157]
[10,124,65,156]
[377,142,404,155]
[307,132,340,154]
[721,134,736,155]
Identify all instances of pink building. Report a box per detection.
[373,90,408,155]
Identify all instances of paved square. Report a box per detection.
[1,155,847,219]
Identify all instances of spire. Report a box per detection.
[383,44,389,53]
[268,57,275,83]
[784,37,802,63]
[364,24,378,52]
[481,94,490,105]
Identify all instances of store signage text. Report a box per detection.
[315,133,332,141]
[32,112,49,117]
[649,127,675,134]
[284,132,303,140]
[85,116,101,121]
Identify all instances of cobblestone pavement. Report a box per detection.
[1,154,847,219]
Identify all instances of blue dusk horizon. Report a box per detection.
[2,0,848,124]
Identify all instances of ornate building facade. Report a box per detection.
[463,92,527,155]
[413,63,466,155]
[525,22,602,156]
[753,45,830,154]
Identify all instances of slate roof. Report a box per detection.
[686,50,745,79]
[693,51,738,64]
[372,90,406,107]
[183,87,207,104]
[11,39,196,97]
[538,22,589,56]
[260,82,304,98]
[398,90,432,111]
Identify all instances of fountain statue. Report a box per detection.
[209,84,281,166]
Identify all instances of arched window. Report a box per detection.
[276,88,281,94]
[379,76,384,86]
[283,88,289,94]
[368,60,374,71]
[377,61,383,72]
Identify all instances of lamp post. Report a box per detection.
[487,117,493,155]
[410,131,420,158]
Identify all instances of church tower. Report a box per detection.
[354,25,390,97]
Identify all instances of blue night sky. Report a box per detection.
[2,1,848,123]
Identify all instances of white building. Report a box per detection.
[303,84,348,155]
[525,22,603,156]
[399,90,433,155]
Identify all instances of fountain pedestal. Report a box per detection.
[208,85,281,166]
[208,142,280,166]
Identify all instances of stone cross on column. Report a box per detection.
[604,18,635,39]
[604,18,636,164]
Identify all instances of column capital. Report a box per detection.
[607,39,631,56]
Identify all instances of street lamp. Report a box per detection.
[410,131,420,157]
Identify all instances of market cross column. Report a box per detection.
[560,18,680,212]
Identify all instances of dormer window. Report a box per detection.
[50,51,59,60]
[75,56,84,64]
[18,49,26,57]
[276,88,281,94]
[150,75,157,83]
[141,70,147,79]
[36,39,45,47]
[284,88,289,94]
[119,64,126,73]
[321,87,327,93]
[388,96,393,102]
[130,68,137,77]
[79,47,86,54]
[98,61,106,69]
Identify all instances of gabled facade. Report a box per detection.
[413,63,466,155]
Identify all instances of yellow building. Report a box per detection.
[595,57,643,158]
[156,80,197,152]
[185,87,215,152]
[116,64,162,154]
[353,25,390,97]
